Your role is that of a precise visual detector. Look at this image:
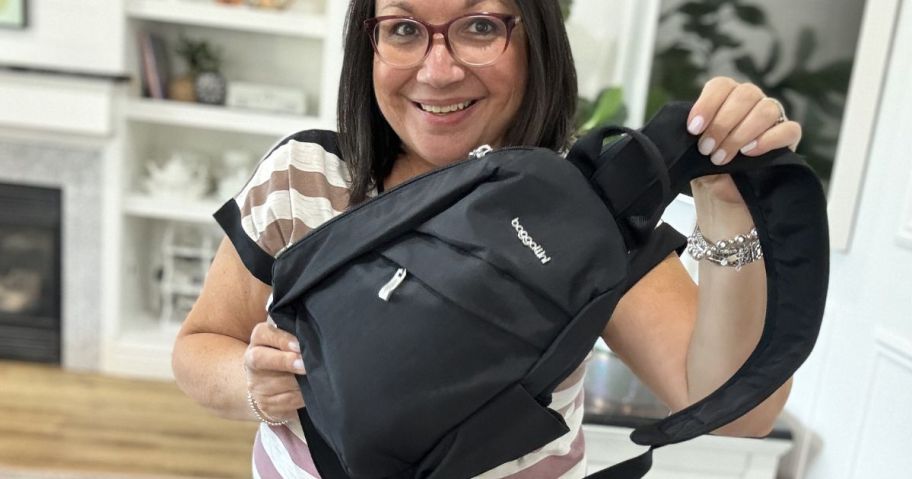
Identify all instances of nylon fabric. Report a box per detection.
[261,101,829,478]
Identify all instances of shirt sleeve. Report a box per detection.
[213,130,352,285]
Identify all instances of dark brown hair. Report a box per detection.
[337,0,578,205]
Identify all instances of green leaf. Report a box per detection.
[652,45,705,97]
[761,38,782,76]
[706,0,733,8]
[734,55,763,82]
[682,17,717,38]
[644,87,673,126]
[734,5,767,25]
[575,98,593,130]
[781,59,853,102]
[679,2,717,17]
[559,0,573,21]
[794,27,817,67]
[813,60,854,92]
[580,87,625,132]
[710,31,743,49]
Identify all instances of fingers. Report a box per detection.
[244,321,306,422]
[710,97,789,164]
[246,321,305,375]
[246,344,306,375]
[256,389,306,414]
[688,77,802,165]
[250,321,300,352]
[686,76,740,136]
[693,81,766,165]
[739,120,804,156]
[249,382,306,421]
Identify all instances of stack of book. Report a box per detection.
[138,31,171,100]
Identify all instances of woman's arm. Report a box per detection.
[601,246,790,437]
[686,183,791,436]
[172,237,303,422]
[600,77,801,437]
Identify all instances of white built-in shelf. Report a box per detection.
[104,320,180,379]
[125,97,327,137]
[126,0,327,39]
[120,319,181,347]
[162,284,204,296]
[123,193,223,224]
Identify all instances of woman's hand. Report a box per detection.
[686,76,803,205]
[244,321,306,422]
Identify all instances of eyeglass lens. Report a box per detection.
[373,16,511,67]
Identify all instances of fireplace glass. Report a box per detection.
[0,183,61,363]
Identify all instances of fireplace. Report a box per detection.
[0,137,103,371]
[0,183,62,363]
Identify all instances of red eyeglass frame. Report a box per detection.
[363,12,522,68]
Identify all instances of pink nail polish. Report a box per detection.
[711,149,727,165]
[699,137,716,156]
[688,116,704,135]
[741,140,758,154]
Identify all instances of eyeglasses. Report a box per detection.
[364,13,522,69]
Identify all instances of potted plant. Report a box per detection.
[560,0,628,134]
[647,0,853,181]
[175,35,228,106]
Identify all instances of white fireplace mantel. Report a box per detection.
[0,69,118,138]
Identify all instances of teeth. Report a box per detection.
[420,101,473,114]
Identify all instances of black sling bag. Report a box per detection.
[262,101,829,478]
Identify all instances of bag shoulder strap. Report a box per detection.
[570,102,828,478]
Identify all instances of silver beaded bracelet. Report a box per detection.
[686,225,763,271]
[247,390,289,426]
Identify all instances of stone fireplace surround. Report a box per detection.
[0,137,103,371]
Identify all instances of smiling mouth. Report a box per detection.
[415,100,477,115]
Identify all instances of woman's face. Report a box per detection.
[372,0,528,176]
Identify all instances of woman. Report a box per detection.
[173,0,804,477]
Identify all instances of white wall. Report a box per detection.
[781,0,912,476]
[566,0,620,99]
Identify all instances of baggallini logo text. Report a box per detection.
[511,217,552,265]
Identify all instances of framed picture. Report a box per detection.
[0,0,27,29]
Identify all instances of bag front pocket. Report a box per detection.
[298,250,543,477]
[378,232,570,351]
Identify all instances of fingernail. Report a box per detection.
[293,359,305,372]
[289,341,300,353]
[688,116,704,135]
[711,149,727,165]
[699,137,716,156]
[741,140,758,154]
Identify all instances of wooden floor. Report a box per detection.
[0,361,258,479]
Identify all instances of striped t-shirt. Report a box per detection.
[215,130,591,478]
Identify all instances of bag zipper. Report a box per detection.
[378,267,408,301]
[469,144,493,159]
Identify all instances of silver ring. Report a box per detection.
[767,97,788,124]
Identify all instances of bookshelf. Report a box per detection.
[124,97,328,137]
[105,0,346,379]
[125,0,328,39]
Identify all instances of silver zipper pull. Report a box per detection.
[378,267,407,301]
[469,144,493,159]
